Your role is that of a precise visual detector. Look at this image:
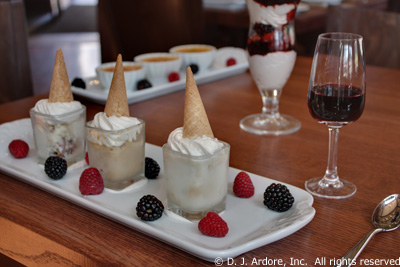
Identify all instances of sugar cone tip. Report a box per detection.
[104,54,130,117]
[182,66,214,138]
[48,49,73,103]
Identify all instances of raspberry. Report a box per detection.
[145,157,160,179]
[85,152,89,165]
[71,77,86,89]
[226,58,237,66]
[263,183,294,212]
[79,167,104,195]
[8,139,29,158]
[198,212,229,237]
[136,195,164,221]
[44,156,67,180]
[168,72,180,82]
[189,64,199,74]
[137,79,152,90]
[233,171,254,198]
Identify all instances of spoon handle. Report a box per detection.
[333,228,382,267]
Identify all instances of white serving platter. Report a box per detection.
[0,119,315,262]
[71,62,248,105]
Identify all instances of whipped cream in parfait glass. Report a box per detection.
[240,0,301,135]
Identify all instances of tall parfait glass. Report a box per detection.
[240,0,301,135]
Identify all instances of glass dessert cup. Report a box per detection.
[240,13,301,135]
[30,106,86,165]
[86,120,145,190]
[163,142,230,221]
[305,33,366,199]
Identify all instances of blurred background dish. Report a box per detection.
[202,0,246,10]
[297,3,310,13]
[212,47,248,69]
[170,44,216,74]
[134,53,182,83]
[95,61,146,91]
[302,0,342,6]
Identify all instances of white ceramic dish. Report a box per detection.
[134,52,183,83]
[71,54,249,105]
[0,119,315,262]
[95,61,146,92]
[169,44,217,74]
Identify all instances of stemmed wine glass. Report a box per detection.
[239,0,301,135]
[305,32,366,199]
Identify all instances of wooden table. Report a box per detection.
[1,56,399,266]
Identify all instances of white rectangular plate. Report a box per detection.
[71,62,248,105]
[0,119,315,262]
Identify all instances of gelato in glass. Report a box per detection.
[163,67,230,221]
[30,49,86,164]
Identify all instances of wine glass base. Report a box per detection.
[239,113,301,136]
[305,177,357,199]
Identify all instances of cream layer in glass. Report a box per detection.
[86,117,145,190]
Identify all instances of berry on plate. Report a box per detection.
[71,77,86,89]
[137,79,152,90]
[168,72,180,82]
[136,195,164,221]
[8,139,29,158]
[233,171,254,198]
[226,58,237,66]
[198,212,229,237]
[44,156,67,180]
[189,64,199,74]
[79,167,104,195]
[263,183,294,212]
[145,157,160,179]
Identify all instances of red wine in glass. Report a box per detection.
[308,84,365,123]
[305,32,366,199]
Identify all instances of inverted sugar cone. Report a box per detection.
[183,66,214,138]
[104,54,130,117]
[48,49,73,103]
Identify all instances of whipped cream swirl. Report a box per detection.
[167,127,224,156]
[33,99,82,115]
[87,112,143,147]
[247,0,296,27]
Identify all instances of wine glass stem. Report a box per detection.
[323,126,341,184]
[261,89,281,118]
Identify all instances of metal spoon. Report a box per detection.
[334,194,400,267]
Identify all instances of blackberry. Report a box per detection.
[253,23,274,35]
[145,157,160,179]
[137,79,152,90]
[71,77,86,89]
[44,156,67,180]
[136,195,164,221]
[263,183,294,212]
[189,64,199,74]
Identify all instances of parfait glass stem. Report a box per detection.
[261,89,281,118]
[322,126,341,186]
